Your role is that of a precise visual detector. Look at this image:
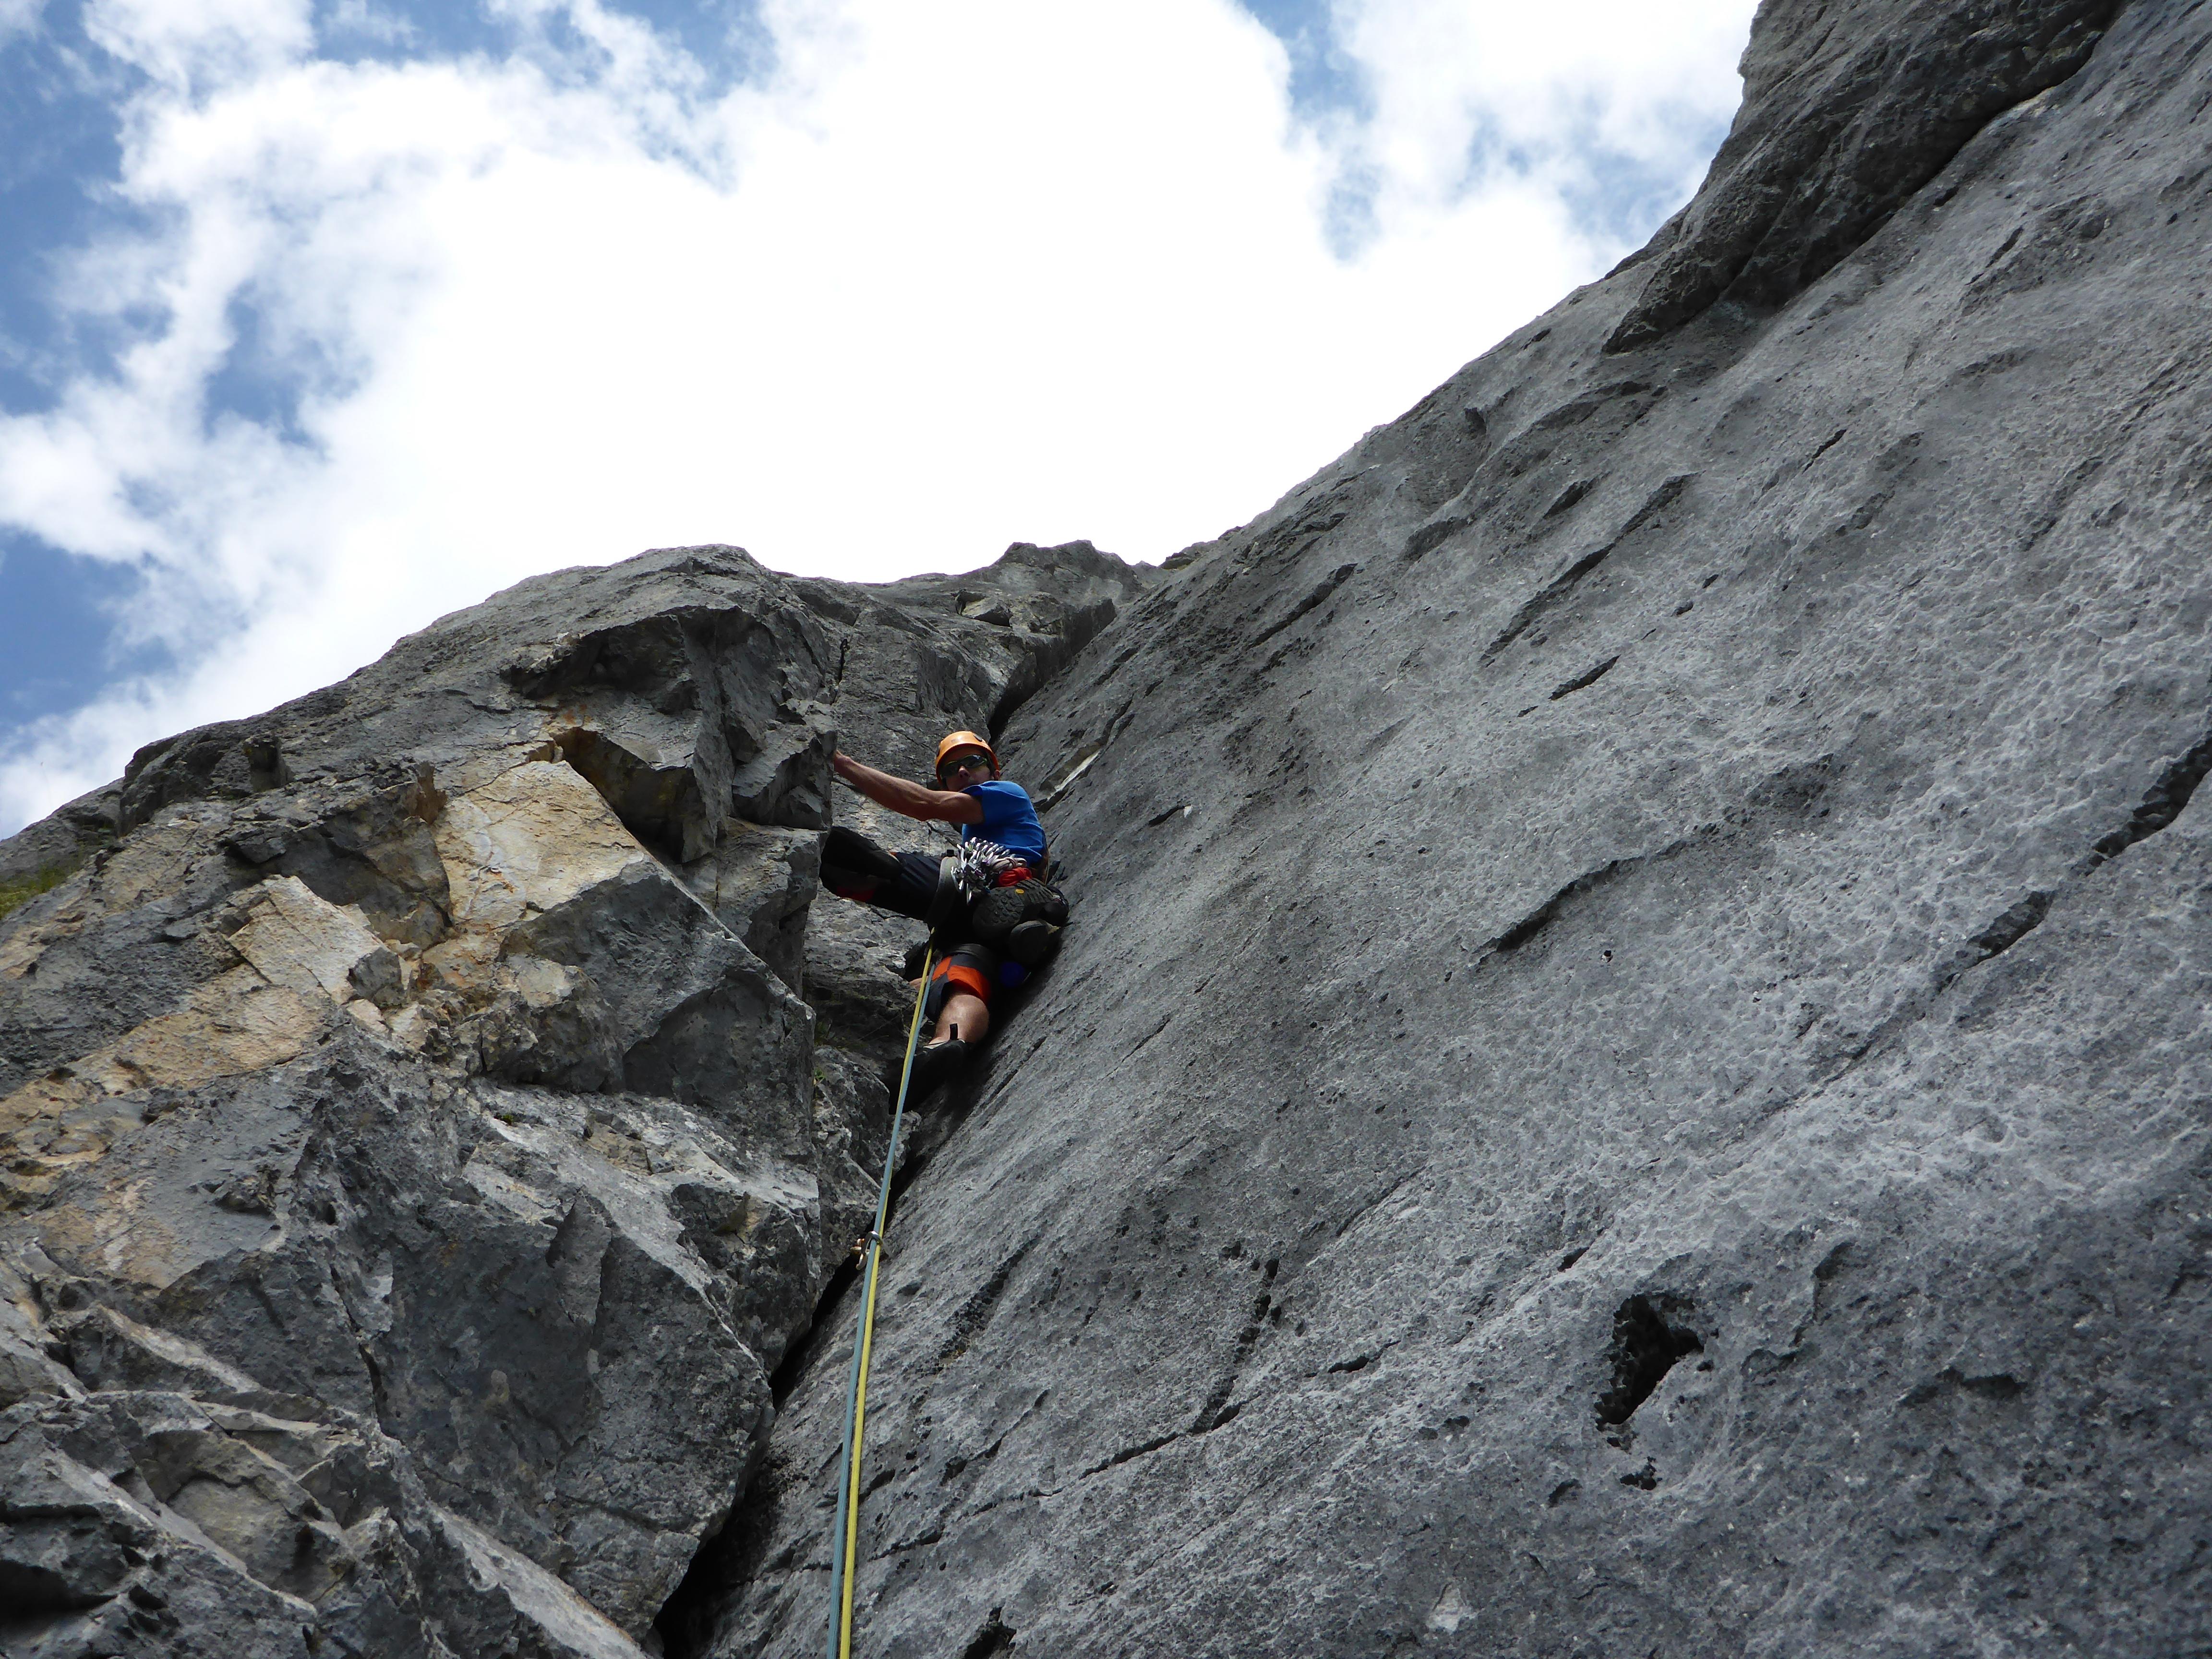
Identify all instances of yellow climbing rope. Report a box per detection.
[827,944,934,1659]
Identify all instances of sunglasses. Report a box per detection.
[938,753,993,781]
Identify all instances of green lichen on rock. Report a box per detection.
[0,860,74,922]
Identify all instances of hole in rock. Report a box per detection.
[1595,1295,1703,1425]
[0,1561,110,1615]
[960,1609,1018,1658]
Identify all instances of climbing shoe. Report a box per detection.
[1006,919,1062,969]
[971,878,1065,944]
[968,881,1029,944]
[899,1037,970,1101]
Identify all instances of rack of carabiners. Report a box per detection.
[824,945,934,1659]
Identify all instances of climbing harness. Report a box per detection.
[950,836,1028,897]
[923,836,1025,930]
[825,944,934,1659]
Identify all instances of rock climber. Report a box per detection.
[819,730,1066,1098]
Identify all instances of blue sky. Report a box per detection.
[0,0,1756,830]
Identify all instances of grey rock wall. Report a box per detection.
[1609,0,2123,350]
[0,539,1146,1655]
[10,0,2212,1651]
[703,1,2212,1656]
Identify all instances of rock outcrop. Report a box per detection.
[698,1,2212,1655]
[0,539,1146,1655]
[10,0,2212,1653]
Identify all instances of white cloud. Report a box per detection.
[0,0,1756,830]
[84,0,314,90]
[1334,0,1753,220]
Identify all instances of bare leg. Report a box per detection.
[931,992,990,1047]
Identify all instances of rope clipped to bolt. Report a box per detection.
[825,943,933,1659]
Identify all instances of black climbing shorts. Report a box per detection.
[925,943,1000,1014]
[820,826,1056,1005]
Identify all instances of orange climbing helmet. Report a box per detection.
[935,730,999,781]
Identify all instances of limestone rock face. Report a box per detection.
[0,540,1146,1653]
[702,3,2212,1657]
[11,0,2212,1651]
[1607,0,2123,351]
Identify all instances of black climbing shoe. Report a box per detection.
[1006,919,1062,969]
[898,1037,969,1101]
[971,878,1055,944]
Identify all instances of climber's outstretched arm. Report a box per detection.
[832,752,986,825]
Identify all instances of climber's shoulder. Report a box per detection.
[928,785,986,824]
[960,779,1046,863]
[963,778,1034,810]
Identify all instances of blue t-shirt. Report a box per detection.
[962,779,1046,865]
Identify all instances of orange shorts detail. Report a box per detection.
[931,960,991,1003]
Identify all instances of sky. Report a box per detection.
[0,0,1759,833]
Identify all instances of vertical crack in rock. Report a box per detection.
[1190,1258,1279,1434]
[933,1236,1039,1374]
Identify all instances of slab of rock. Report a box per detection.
[703,2,2212,1656]
[678,821,819,992]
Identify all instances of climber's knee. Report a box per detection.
[821,828,947,922]
[934,991,990,1046]
[820,826,895,899]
